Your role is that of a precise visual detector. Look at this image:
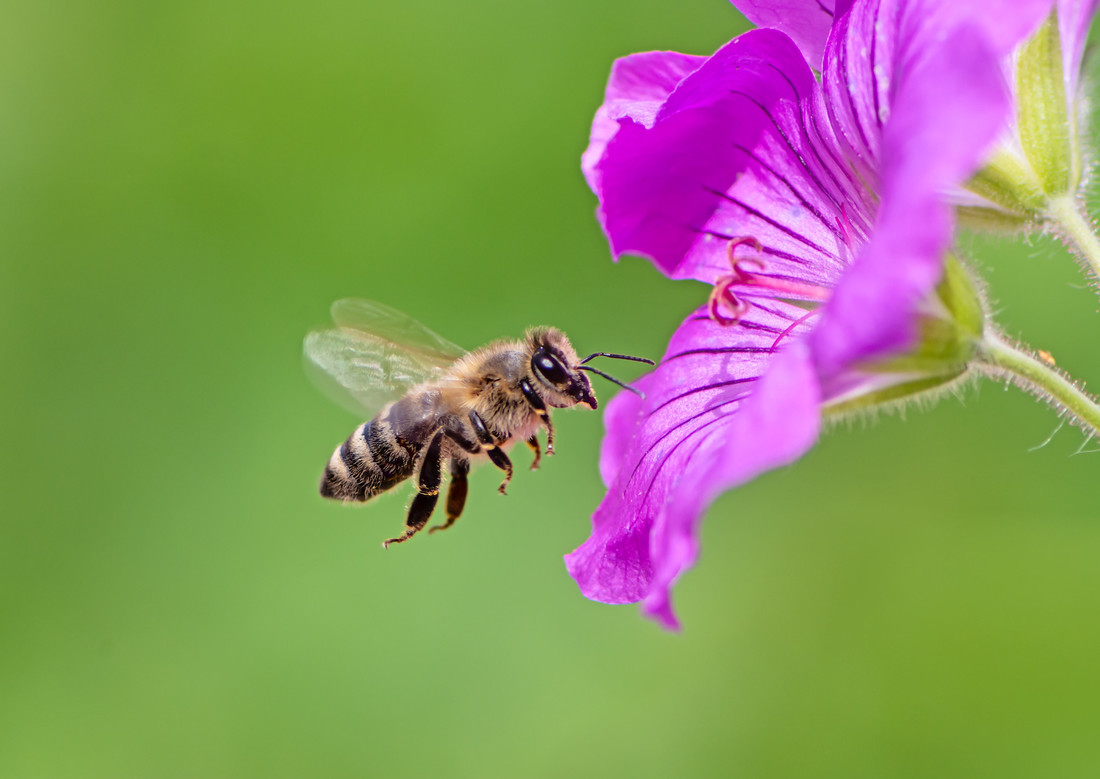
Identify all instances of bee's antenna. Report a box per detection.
[580,352,656,366]
[577,365,646,398]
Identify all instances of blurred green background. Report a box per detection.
[3,0,1100,776]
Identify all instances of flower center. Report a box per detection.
[707,237,831,327]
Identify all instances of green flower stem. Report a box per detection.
[976,331,1100,436]
[1045,194,1100,284]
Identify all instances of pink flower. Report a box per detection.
[567,0,1054,628]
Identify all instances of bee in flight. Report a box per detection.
[304,299,653,548]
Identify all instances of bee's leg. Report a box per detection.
[429,457,470,535]
[525,435,541,470]
[382,430,444,548]
[520,378,555,454]
[468,410,514,495]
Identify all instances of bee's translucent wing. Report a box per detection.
[304,298,467,418]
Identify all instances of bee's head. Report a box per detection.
[527,328,598,410]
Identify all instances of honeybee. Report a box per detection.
[304,299,652,548]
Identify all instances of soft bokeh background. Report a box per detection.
[3,1,1100,776]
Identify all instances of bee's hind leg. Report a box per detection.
[429,458,470,535]
[383,430,444,548]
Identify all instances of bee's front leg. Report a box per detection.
[383,430,444,548]
[468,411,513,495]
[525,435,541,470]
[520,378,555,455]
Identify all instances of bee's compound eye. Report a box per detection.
[534,350,569,386]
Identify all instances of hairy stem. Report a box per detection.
[975,331,1100,436]
[1046,194,1100,286]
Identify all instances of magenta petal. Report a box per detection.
[641,342,821,629]
[819,0,892,177]
[582,51,707,195]
[812,22,1010,374]
[822,0,1052,183]
[913,0,1053,55]
[597,373,646,489]
[565,302,821,627]
[730,0,837,68]
[1057,0,1100,98]
[589,29,861,284]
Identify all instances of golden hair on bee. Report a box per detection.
[305,299,653,548]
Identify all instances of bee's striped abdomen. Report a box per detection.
[319,412,418,502]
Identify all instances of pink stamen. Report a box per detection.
[707,279,751,325]
[726,236,763,258]
[708,237,830,326]
[732,264,831,301]
[770,308,821,350]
